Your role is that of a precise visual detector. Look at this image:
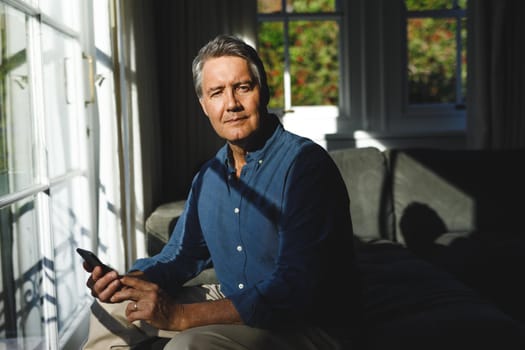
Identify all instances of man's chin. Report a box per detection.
[227,138,248,147]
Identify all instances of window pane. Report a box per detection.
[258,0,285,14]
[0,5,35,196]
[288,0,335,13]
[258,0,335,14]
[289,20,339,106]
[407,17,457,104]
[406,0,454,11]
[0,197,45,347]
[42,25,86,178]
[50,177,92,332]
[258,21,285,109]
[460,16,467,102]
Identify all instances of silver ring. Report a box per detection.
[133,303,138,311]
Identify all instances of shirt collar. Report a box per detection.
[220,114,283,169]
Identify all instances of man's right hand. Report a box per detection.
[84,263,147,303]
[85,263,122,302]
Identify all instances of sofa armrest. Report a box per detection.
[145,200,186,256]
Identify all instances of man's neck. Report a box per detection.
[229,145,248,178]
[227,113,277,177]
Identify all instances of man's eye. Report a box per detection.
[237,85,251,92]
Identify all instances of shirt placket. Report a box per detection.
[231,165,248,291]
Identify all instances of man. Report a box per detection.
[83,34,361,349]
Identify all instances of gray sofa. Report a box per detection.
[145,147,525,349]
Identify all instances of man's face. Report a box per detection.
[199,56,261,144]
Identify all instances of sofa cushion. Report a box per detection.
[329,147,394,241]
[355,240,525,350]
[145,200,186,256]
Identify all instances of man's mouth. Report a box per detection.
[225,116,248,123]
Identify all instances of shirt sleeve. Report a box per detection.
[228,144,354,328]
[130,178,212,296]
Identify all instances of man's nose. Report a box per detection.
[226,89,242,111]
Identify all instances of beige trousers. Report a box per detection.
[82,284,342,350]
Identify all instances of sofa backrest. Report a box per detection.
[386,148,525,246]
[329,147,395,242]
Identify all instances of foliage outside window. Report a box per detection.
[406,0,467,106]
[257,0,340,111]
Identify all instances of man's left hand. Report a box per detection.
[111,276,183,330]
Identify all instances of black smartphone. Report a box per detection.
[76,248,113,274]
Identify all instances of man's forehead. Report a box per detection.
[202,56,254,83]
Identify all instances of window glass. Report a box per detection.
[460,16,467,100]
[41,24,85,178]
[257,0,285,14]
[406,0,466,11]
[288,0,335,13]
[50,177,92,332]
[0,197,45,347]
[407,17,457,103]
[0,5,35,196]
[258,22,285,109]
[257,0,341,110]
[258,0,335,14]
[406,0,467,106]
[289,20,339,106]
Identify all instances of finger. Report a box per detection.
[91,269,119,289]
[91,272,122,302]
[92,265,114,280]
[83,261,94,272]
[119,275,155,290]
[125,300,139,317]
[110,284,142,303]
[87,276,95,289]
[125,300,156,324]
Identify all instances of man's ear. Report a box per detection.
[199,98,209,117]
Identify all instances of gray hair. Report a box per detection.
[192,35,270,108]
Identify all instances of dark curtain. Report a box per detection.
[152,0,257,203]
[467,0,525,149]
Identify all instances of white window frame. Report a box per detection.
[403,2,467,120]
[337,0,467,149]
[0,0,105,348]
[257,1,468,149]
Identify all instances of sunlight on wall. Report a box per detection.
[353,130,388,150]
[239,34,256,49]
[281,106,338,148]
[126,15,147,262]
[93,0,126,273]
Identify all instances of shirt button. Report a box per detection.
[238,283,244,289]
[234,207,240,214]
[236,245,243,252]
[258,159,263,164]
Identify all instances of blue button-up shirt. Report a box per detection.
[132,115,356,329]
